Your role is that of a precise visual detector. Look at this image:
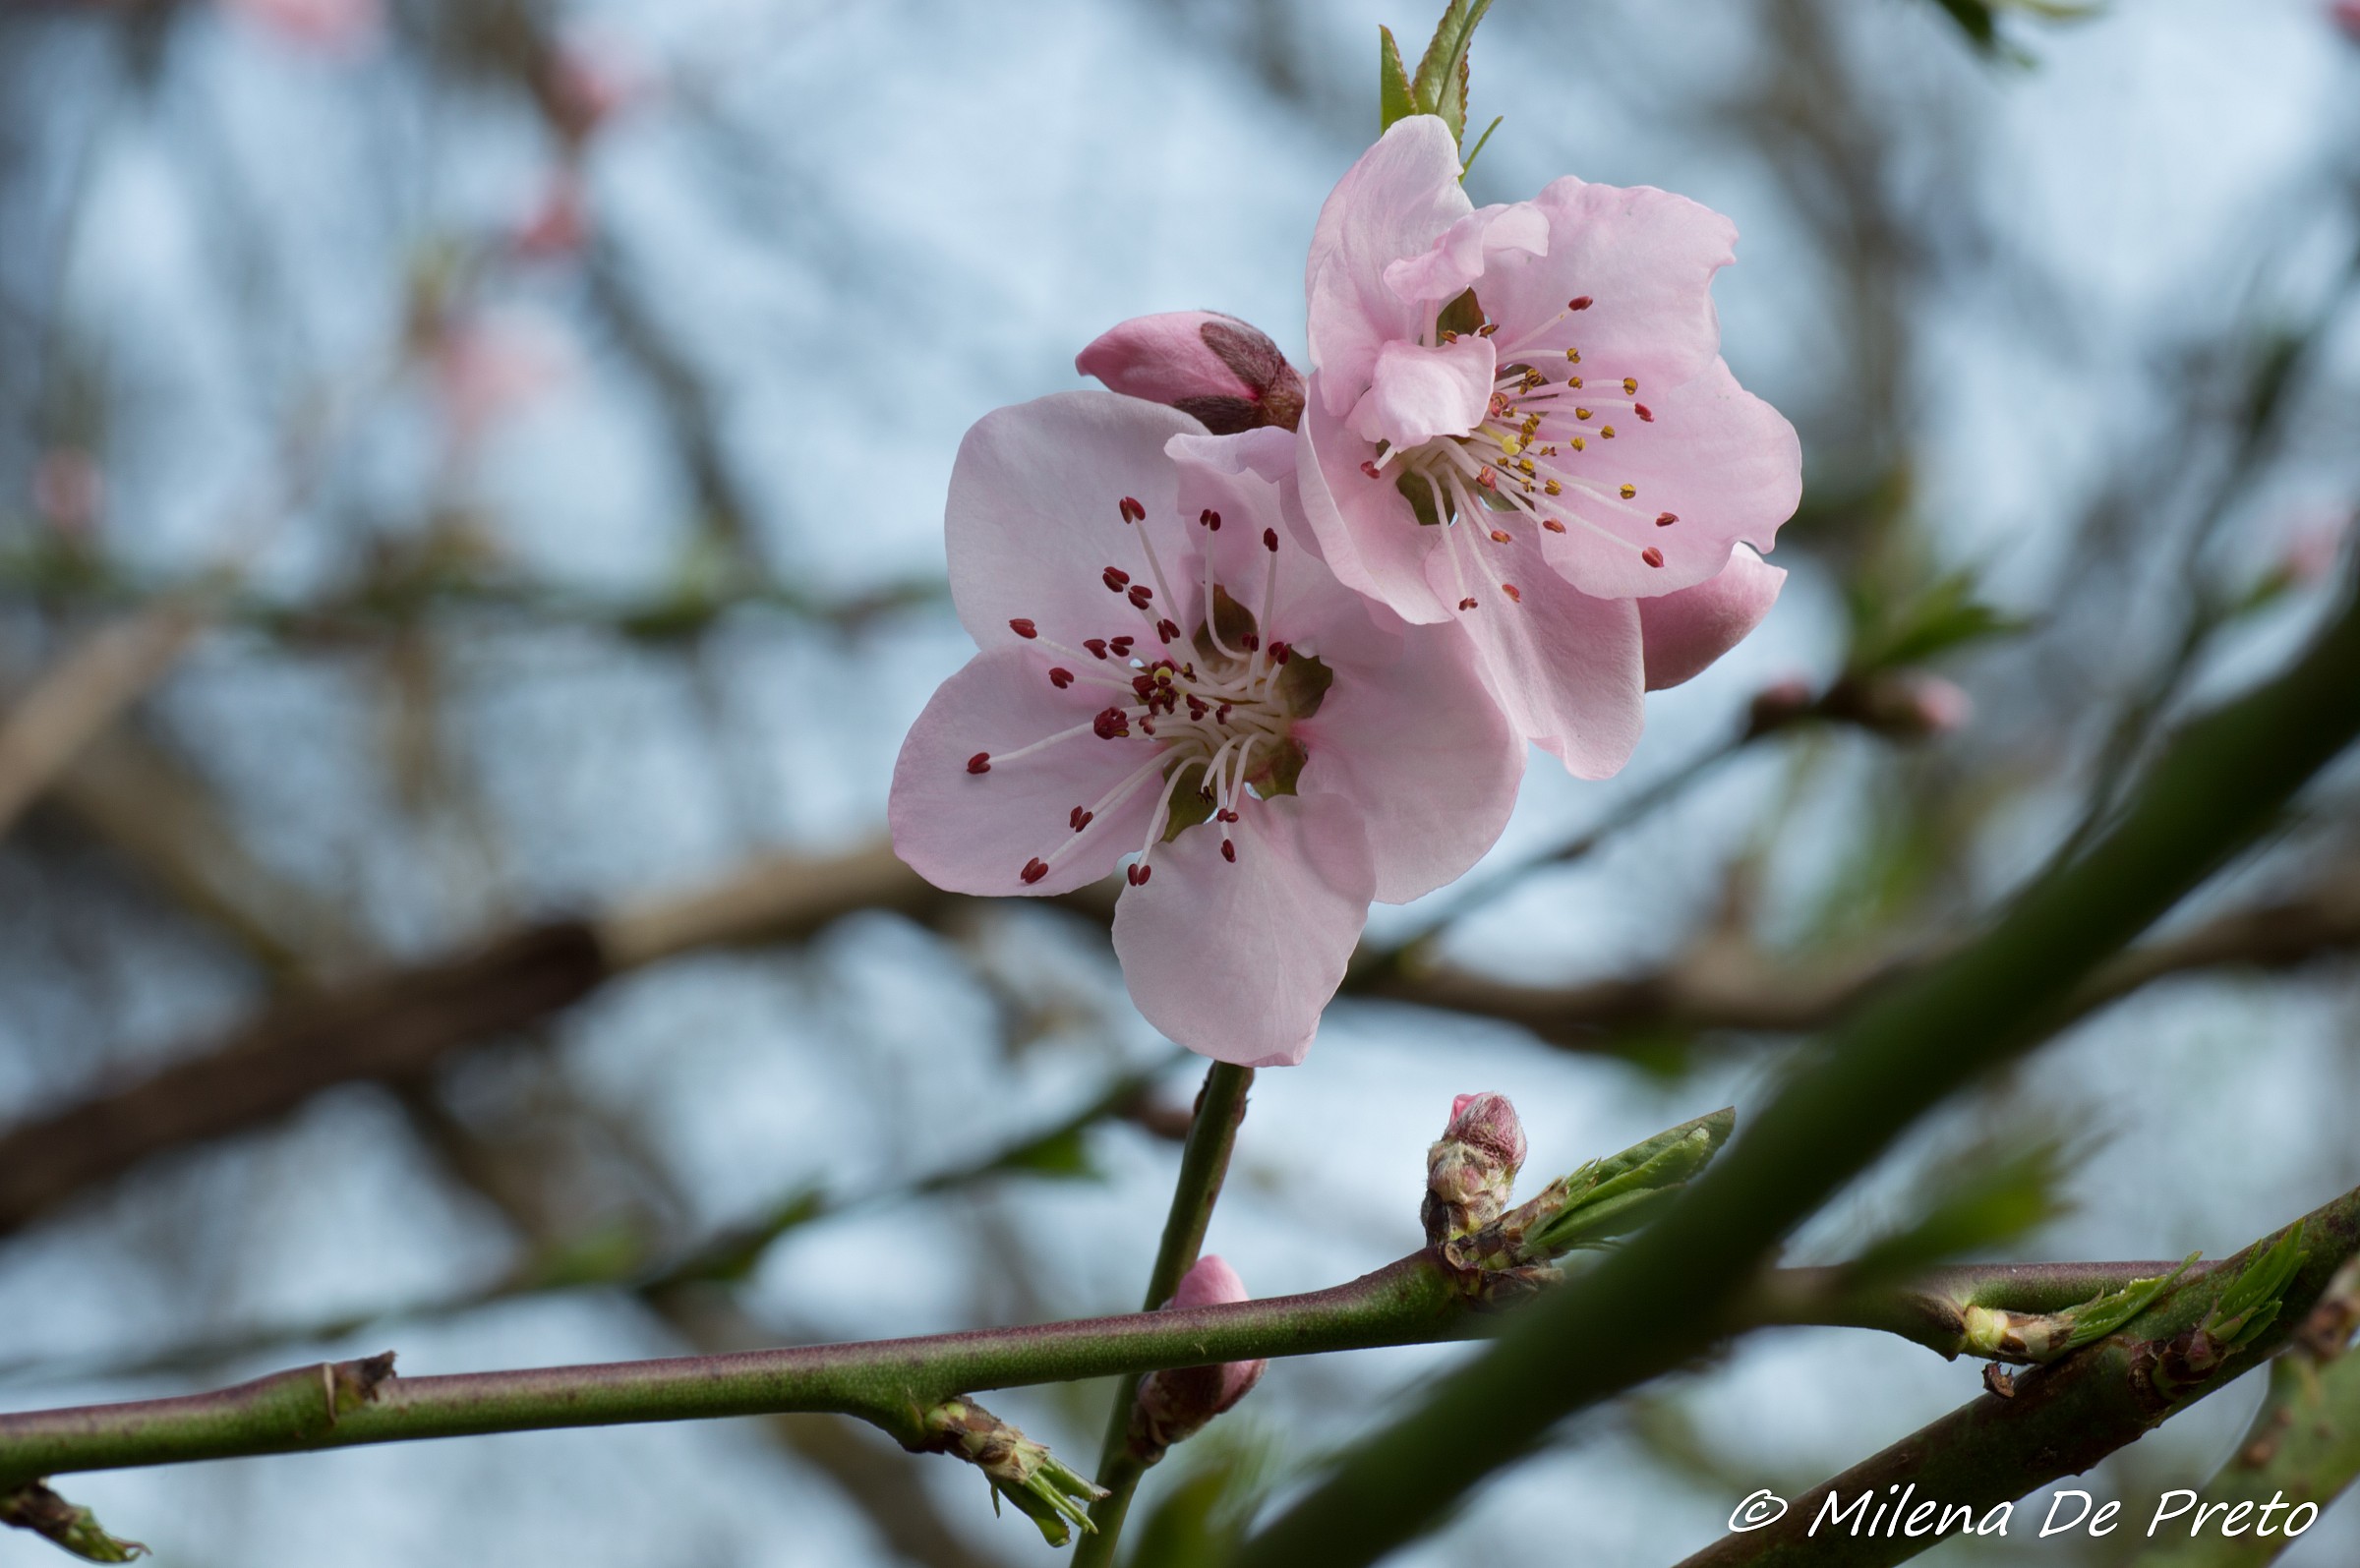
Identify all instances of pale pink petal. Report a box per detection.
[945,393,1203,650]
[1296,378,1451,623]
[1112,795,1374,1067]
[890,646,1162,898]
[1639,546,1786,691]
[1477,177,1738,389]
[1306,116,1473,419]
[1431,532,1645,778]
[1349,335,1498,447]
[1536,357,1801,600]
[1382,203,1549,306]
[1297,615,1521,903]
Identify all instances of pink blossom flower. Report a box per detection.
[890,392,1522,1067]
[218,0,381,55]
[1134,1254,1267,1456]
[1076,312,1306,435]
[1297,115,1801,776]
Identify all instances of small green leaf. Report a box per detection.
[1409,0,1496,144]
[2210,1224,2306,1351]
[2058,1254,2198,1353]
[1459,114,1504,181]
[1378,27,1418,135]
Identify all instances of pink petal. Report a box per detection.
[1076,312,1254,404]
[1111,795,1375,1067]
[1382,203,1550,306]
[1476,176,1739,390]
[1536,357,1801,600]
[1297,614,1522,903]
[1430,532,1646,779]
[945,393,1204,650]
[1348,335,1498,448]
[890,645,1162,898]
[1306,116,1473,420]
[1170,1254,1250,1310]
[1639,546,1786,691]
[1296,377,1451,623]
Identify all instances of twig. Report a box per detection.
[1234,556,2360,1566]
[1076,1061,1254,1564]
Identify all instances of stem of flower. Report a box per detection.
[1075,1059,1254,1567]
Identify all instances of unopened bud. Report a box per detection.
[2334,0,2360,42]
[1423,1091,1527,1246]
[1076,312,1306,434]
[1817,670,1971,740]
[1129,1254,1267,1463]
[1743,673,1816,737]
[922,1397,1107,1546]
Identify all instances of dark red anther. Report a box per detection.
[1119,495,1147,523]
[1542,518,1566,533]
[1641,547,1666,568]
[1103,566,1131,592]
[1008,618,1037,639]
[1268,640,1292,665]
[1128,584,1153,610]
[1127,863,1152,887]
[1475,466,1498,492]
[1360,459,1382,480]
[1109,636,1134,657]
[1049,668,1075,689]
[1220,840,1236,863]
[966,752,991,774]
[1489,528,1510,544]
[1487,392,1511,420]
[1157,618,1180,642]
[1186,695,1208,719]
[1635,404,1654,422]
[1214,702,1232,723]
[1070,806,1092,832]
[1503,583,1522,603]
[1021,857,1050,885]
[1140,716,1156,734]
[1083,638,1109,660]
[1655,511,1679,527]
[1216,808,1239,823]
[1241,633,1259,652]
[1567,295,1593,311]
[1093,706,1131,739]
[1132,673,1156,698]
[1263,528,1278,552]
[1458,596,1479,610]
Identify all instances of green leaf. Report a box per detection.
[2210,1223,2306,1351]
[1530,1108,1736,1253]
[1408,0,1496,144]
[1378,27,1418,135]
[2059,1254,2197,1353]
[1459,114,1504,180]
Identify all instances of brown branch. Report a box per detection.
[3,836,2356,1241]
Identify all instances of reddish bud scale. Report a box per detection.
[1020,857,1049,885]
[1008,618,1037,639]
[967,752,991,774]
[1641,547,1666,568]
[1049,668,1075,689]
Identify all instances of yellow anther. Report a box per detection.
[1619,483,1637,498]
[1622,377,1637,394]
[1543,478,1563,495]
[1574,408,1592,421]
[1601,425,1617,439]
[1571,436,1587,451]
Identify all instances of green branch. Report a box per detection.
[1674,1188,2360,1568]
[1078,1060,1255,1565]
[1235,561,2360,1567]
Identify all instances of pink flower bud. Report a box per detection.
[1131,1254,1267,1462]
[1075,312,1306,435]
[2334,0,2360,41]
[1424,1091,1527,1245]
[1901,673,1972,735]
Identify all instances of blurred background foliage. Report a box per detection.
[1,0,2357,1563]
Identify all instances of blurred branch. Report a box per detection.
[1234,555,2360,1565]
[1674,1203,2360,1568]
[6,825,2360,1242]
